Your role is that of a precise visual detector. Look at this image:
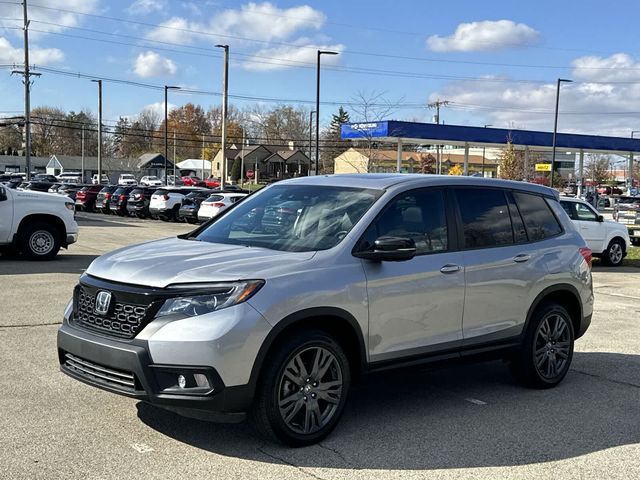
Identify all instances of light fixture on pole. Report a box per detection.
[315,50,339,175]
[216,44,229,185]
[550,78,572,187]
[482,124,493,177]
[164,85,180,185]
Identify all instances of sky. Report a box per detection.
[1,0,640,137]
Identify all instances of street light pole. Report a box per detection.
[551,78,573,187]
[216,44,229,185]
[164,85,180,185]
[309,110,315,175]
[91,79,103,183]
[482,124,493,177]
[315,50,338,175]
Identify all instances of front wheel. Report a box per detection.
[19,222,61,260]
[511,304,574,389]
[603,238,625,266]
[251,330,351,447]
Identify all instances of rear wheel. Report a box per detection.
[252,330,350,447]
[19,222,61,260]
[511,303,574,389]
[603,238,625,266]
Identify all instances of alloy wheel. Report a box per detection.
[609,242,623,265]
[534,313,571,380]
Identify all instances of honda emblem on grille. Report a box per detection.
[95,291,112,315]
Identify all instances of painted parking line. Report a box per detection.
[464,397,488,405]
[130,443,154,453]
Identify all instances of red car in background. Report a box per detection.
[74,184,103,212]
[204,176,221,188]
[181,176,206,187]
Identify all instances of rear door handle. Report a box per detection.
[513,254,531,263]
[440,264,461,274]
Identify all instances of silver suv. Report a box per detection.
[58,175,593,446]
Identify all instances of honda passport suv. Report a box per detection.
[58,175,593,446]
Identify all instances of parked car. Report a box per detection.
[149,187,203,221]
[560,197,630,266]
[125,187,158,219]
[3,178,23,189]
[92,174,110,185]
[261,200,303,233]
[74,185,104,212]
[596,185,623,196]
[613,196,640,243]
[48,183,63,193]
[57,176,593,446]
[58,172,83,184]
[197,192,247,222]
[109,186,136,216]
[139,176,163,187]
[178,190,215,223]
[95,185,119,214]
[164,175,184,186]
[204,176,221,188]
[33,174,59,183]
[58,183,87,202]
[118,174,137,186]
[21,181,55,193]
[0,184,78,259]
[181,175,206,187]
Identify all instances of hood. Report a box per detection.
[15,189,71,203]
[86,237,316,288]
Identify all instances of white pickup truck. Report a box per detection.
[0,185,79,260]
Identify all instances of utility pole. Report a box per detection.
[551,78,572,188]
[482,124,493,177]
[81,126,85,182]
[309,111,315,176]
[202,133,206,180]
[427,99,450,175]
[240,130,245,188]
[91,79,103,183]
[316,50,339,175]
[173,131,176,180]
[216,44,229,185]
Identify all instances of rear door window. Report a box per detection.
[560,201,577,220]
[454,188,513,248]
[513,192,563,241]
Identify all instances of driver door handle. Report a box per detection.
[513,254,531,263]
[440,264,461,274]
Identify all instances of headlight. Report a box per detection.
[156,280,264,318]
[65,202,75,211]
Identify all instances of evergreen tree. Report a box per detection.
[230,157,242,183]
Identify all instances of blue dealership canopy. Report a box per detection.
[341,121,640,155]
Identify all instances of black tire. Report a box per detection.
[18,221,61,260]
[251,330,351,447]
[511,303,574,389]
[135,213,146,219]
[602,238,625,266]
[186,218,198,224]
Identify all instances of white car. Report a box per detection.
[560,197,630,266]
[59,172,83,184]
[0,185,78,259]
[149,187,204,221]
[91,174,110,185]
[140,176,163,187]
[118,174,137,186]
[197,193,247,222]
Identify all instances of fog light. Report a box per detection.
[177,374,187,389]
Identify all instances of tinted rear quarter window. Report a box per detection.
[513,192,563,241]
[454,188,513,248]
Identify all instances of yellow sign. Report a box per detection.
[535,163,552,172]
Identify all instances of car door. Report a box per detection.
[453,188,554,345]
[0,186,13,243]
[362,188,465,363]
[573,201,606,252]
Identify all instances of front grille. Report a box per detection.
[63,353,139,392]
[73,287,149,339]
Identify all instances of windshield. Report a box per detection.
[194,184,382,252]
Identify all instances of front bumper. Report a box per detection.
[58,323,250,422]
[65,232,79,246]
[149,207,170,216]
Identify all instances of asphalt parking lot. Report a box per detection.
[0,212,638,480]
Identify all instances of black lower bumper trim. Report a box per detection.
[57,323,253,420]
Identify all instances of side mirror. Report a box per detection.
[597,215,604,222]
[354,236,417,262]
[0,186,6,201]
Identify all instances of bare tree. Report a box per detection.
[584,154,613,184]
[348,90,404,172]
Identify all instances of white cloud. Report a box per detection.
[427,20,539,52]
[146,17,198,44]
[212,2,325,42]
[127,0,167,15]
[0,0,100,35]
[0,36,64,65]
[429,60,640,136]
[243,42,344,71]
[133,51,177,77]
[572,53,640,83]
[142,102,177,119]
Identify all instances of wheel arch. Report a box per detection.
[247,307,367,395]
[17,214,65,243]
[525,284,584,339]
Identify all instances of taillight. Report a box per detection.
[213,202,225,208]
[163,194,170,200]
[105,193,111,199]
[579,247,593,268]
[119,194,126,201]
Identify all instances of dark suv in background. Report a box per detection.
[95,186,118,214]
[109,186,136,216]
[126,187,158,218]
[178,189,215,223]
